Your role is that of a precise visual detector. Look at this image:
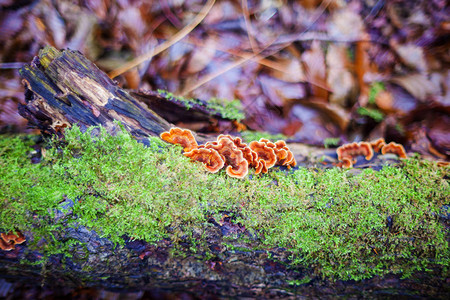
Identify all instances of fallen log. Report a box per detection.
[2,46,447,298]
[18,46,170,140]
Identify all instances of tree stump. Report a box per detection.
[18,46,170,141]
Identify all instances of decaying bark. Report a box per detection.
[18,46,170,140]
[9,46,448,298]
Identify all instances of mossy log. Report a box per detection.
[18,46,171,140]
[6,47,448,298]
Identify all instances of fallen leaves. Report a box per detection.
[0,0,448,163]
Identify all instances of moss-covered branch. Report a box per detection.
[1,125,448,283]
[18,46,170,140]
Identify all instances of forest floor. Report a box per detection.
[0,0,449,298]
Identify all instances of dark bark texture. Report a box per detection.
[18,46,170,141]
[4,46,448,298]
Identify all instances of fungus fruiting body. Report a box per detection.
[274,140,297,168]
[336,139,407,168]
[337,142,374,161]
[225,159,249,178]
[0,231,25,251]
[370,138,386,153]
[184,148,225,173]
[381,142,407,159]
[205,136,250,178]
[336,157,355,168]
[159,128,296,178]
[160,127,198,152]
[249,140,277,169]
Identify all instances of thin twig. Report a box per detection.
[108,0,216,79]
[241,0,258,53]
[181,0,335,96]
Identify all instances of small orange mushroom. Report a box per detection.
[184,148,225,173]
[223,136,259,168]
[160,127,198,152]
[204,135,249,178]
[172,131,296,178]
[336,141,374,161]
[0,231,26,251]
[0,239,14,251]
[254,160,268,175]
[225,159,249,178]
[274,140,297,168]
[259,138,276,148]
[249,140,277,169]
[239,146,259,168]
[370,138,386,153]
[336,157,355,168]
[381,142,407,159]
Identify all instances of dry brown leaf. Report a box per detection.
[375,90,394,113]
[259,75,306,107]
[301,99,350,131]
[186,38,217,74]
[392,43,428,73]
[391,74,439,101]
[302,40,328,100]
[355,33,377,107]
[285,102,345,145]
[328,7,364,41]
[269,57,305,83]
[326,44,356,106]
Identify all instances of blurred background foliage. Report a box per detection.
[0,0,448,159]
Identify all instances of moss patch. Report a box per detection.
[240,130,288,143]
[1,125,448,281]
[156,90,244,121]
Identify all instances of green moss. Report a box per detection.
[156,90,244,121]
[1,125,448,281]
[323,137,340,148]
[207,97,245,121]
[241,131,288,143]
[368,81,385,105]
[288,276,312,286]
[357,107,385,122]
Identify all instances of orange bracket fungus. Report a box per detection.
[184,148,225,173]
[205,135,249,178]
[221,135,259,169]
[0,231,26,251]
[159,128,296,178]
[249,140,277,169]
[336,141,374,161]
[336,157,355,169]
[381,142,407,159]
[370,138,386,153]
[160,127,198,152]
[274,140,297,168]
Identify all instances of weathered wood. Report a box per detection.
[18,46,170,140]
[9,46,449,298]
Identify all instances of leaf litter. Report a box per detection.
[0,0,448,160]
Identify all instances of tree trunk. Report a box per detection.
[18,46,170,141]
[6,46,448,298]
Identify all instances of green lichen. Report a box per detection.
[0,125,448,281]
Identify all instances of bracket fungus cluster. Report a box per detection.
[0,231,26,251]
[160,127,198,152]
[336,138,407,168]
[160,128,296,178]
